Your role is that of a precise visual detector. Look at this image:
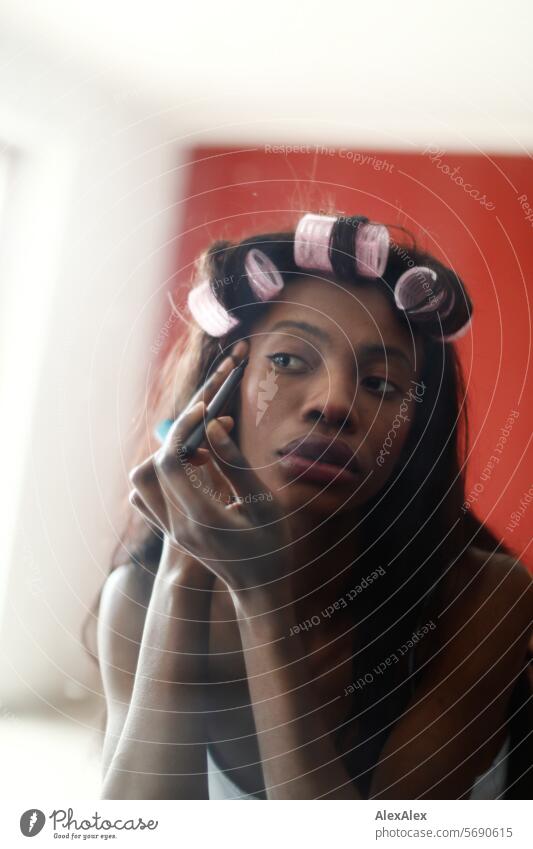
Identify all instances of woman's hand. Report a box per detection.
[127,347,245,586]
[128,342,248,536]
[129,342,292,597]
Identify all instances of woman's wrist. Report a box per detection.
[229,582,295,628]
[157,535,215,591]
[143,547,214,684]
[221,550,294,606]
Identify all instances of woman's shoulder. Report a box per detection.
[439,545,533,651]
[459,546,533,603]
[98,561,156,643]
[411,546,533,722]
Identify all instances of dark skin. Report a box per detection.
[102,276,533,799]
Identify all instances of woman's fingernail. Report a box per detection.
[218,415,234,429]
[215,357,233,374]
[209,419,229,443]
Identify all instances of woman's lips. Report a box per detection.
[276,451,361,486]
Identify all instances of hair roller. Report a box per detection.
[294,213,337,272]
[438,271,473,341]
[187,280,240,337]
[244,248,284,301]
[394,266,472,341]
[330,216,368,279]
[294,213,390,280]
[355,222,390,278]
[394,267,453,320]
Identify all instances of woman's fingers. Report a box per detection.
[158,417,238,526]
[190,416,233,462]
[129,488,168,535]
[189,416,240,507]
[130,340,249,534]
[128,414,236,529]
[156,337,247,465]
[205,419,271,509]
[184,340,249,413]
[160,400,208,471]
[128,456,171,528]
[148,403,230,523]
[176,417,234,468]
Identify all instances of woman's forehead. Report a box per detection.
[259,275,417,345]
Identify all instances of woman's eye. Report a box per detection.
[363,376,400,397]
[266,352,308,372]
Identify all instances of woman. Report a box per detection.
[87,211,533,799]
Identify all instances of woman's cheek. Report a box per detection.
[236,371,281,464]
[371,408,413,472]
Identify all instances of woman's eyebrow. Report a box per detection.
[268,319,331,344]
[267,320,414,371]
[358,343,414,372]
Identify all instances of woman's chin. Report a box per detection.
[275,477,366,515]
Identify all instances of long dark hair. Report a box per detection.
[83,212,531,798]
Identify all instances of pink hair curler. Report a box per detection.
[355,222,390,278]
[187,280,240,337]
[294,212,389,278]
[244,248,285,301]
[294,213,337,273]
[187,215,472,342]
[394,265,471,340]
[394,266,454,318]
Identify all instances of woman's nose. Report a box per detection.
[301,373,359,433]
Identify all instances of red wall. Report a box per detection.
[170,145,533,571]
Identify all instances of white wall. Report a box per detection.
[0,0,532,152]
[0,37,184,708]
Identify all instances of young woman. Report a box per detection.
[86,211,533,799]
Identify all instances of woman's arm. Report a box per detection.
[232,556,533,800]
[146,411,362,799]
[98,560,156,779]
[100,538,214,799]
[368,554,533,799]
[100,348,246,798]
[231,592,362,800]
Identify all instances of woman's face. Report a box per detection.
[233,275,425,519]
